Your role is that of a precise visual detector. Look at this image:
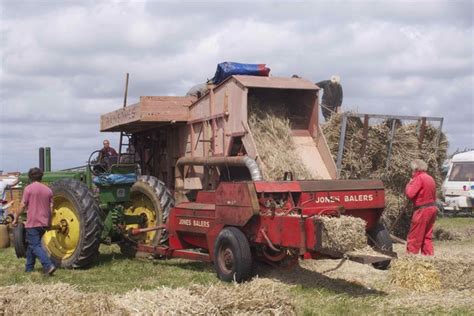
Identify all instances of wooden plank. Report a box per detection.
[140,96,194,122]
[100,103,140,131]
[233,75,318,90]
[101,96,196,132]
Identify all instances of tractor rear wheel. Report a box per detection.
[214,227,253,282]
[43,179,103,268]
[368,222,393,270]
[120,176,174,257]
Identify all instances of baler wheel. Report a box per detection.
[214,227,253,282]
[120,176,174,257]
[368,222,393,270]
[43,179,103,268]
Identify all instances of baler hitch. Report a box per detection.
[128,224,166,236]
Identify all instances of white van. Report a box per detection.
[442,150,474,211]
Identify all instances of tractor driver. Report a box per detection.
[98,140,118,170]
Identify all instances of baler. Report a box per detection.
[13,74,395,280]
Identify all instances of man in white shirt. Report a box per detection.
[0,174,20,220]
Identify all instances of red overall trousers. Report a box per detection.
[405,171,437,256]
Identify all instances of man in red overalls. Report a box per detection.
[405,159,437,256]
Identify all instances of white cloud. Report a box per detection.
[0,0,473,171]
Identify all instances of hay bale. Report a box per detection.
[389,257,442,292]
[248,96,313,180]
[319,215,367,253]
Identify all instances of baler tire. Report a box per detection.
[47,179,103,268]
[120,176,174,257]
[12,222,27,258]
[368,222,393,270]
[214,227,253,283]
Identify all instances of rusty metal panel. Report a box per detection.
[254,181,302,193]
[299,179,384,192]
[215,182,259,226]
[175,202,216,210]
[233,75,318,90]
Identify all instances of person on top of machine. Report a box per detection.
[316,75,343,121]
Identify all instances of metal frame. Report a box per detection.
[335,112,444,177]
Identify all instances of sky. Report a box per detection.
[0,0,473,172]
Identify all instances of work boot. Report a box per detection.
[45,265,56,276]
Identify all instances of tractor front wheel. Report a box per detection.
[44,179,103,268]
[214,227,253,282]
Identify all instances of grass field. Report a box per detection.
[0,217,473,315]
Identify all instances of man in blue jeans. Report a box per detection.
[13,168,56,275]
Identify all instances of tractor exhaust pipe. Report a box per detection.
[175,156,263,182]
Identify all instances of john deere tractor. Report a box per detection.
[14,149,174,268]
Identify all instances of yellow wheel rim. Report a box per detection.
[43,196,80,260]
[125,193,158,244]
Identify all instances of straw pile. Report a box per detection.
[389,257,442,292]
[322,113,448,238]
[319,215,368,253]
[248,96,313,180]
[433,227,460,241]
[0,279,295,315]
[0,283,119,315]
[116,277,294,315]
[425,255,474,290]
[390,254,474,292]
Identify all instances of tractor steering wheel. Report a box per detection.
[88,150,110,176]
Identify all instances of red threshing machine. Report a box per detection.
[100,75,395,282]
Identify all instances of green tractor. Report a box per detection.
[15,149,174,268]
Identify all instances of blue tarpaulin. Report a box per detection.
[210,62,270,85]
[93,173,137,186]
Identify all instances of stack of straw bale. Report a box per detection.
[248,96,313,180]
[319,215,368,253]
[322,113,448,238]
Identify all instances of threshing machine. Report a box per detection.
[13,75,395,281]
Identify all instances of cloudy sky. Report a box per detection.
[0,0,473,172]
